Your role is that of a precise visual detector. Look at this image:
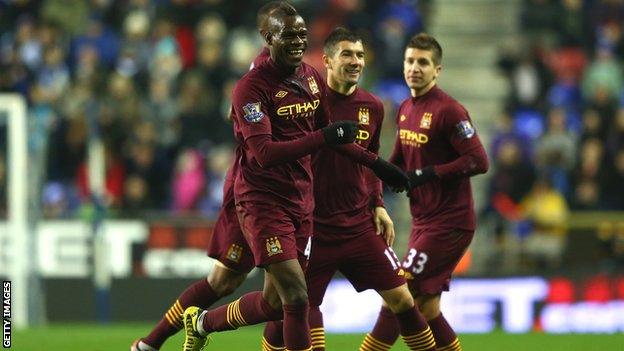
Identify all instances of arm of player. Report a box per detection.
[408,105,489,188]
[330,144,409,190]
[245,122,359,168]
[366,99,385,207]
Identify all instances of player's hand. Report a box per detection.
[373,206,395,246]
[370,158,410,191]
[408,166,436,188]
[321,120,358,145]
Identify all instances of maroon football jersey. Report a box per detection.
[231,59,328,214]
[391,86,484,231]
[313,87,384,238]
[221,47,272,204]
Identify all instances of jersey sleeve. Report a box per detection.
[434,103,489,178]
[231,77,273,141]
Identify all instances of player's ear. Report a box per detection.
[434,64,442,77]
[322,54,331,69]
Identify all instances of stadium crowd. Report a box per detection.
[0,0,429,219]
[487,0,624,271]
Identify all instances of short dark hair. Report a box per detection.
[256,1,297,30]
[323,27,362,57]
[407,33,443,65]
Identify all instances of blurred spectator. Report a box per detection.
[199,145,234,217]
[487,139,536,232]
[581,49,623,101]
[497,42,552,111]
[536,107,577,194]
[572,138,609,209]
[172,149,205,213]
[149,17,181,83]
[490,109,533,163]
[520,177,569,270]
[69,15,120,69]
[141,77,179,150]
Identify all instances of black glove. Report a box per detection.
[321,120,358,145]
[408,166,436,188]
[370,158,410,191]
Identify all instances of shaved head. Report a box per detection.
[257,1,296,33]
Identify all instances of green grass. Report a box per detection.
[11,323,624,350]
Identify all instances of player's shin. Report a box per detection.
[359,306,399,351]
[428,313,461,351]
[309,306,325,350]
[201,291,283,333]
[396,308,436,351]
[283,303,312,351]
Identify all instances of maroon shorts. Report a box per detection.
[207,199,255,274]
[402,227,474,295]
[306,228,406,307]
[236,201,312,268]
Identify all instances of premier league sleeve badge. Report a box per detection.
[456,120,475,139]
[243,102,264,123]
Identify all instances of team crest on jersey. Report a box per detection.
[266,236,283,256]
[400,114,407,122]
[358,108,370,125]
[420,112,432,129]
[243,102,264,123]
[456,120,475,139]
[275,90,288,98]
[226,244,243,263]
[307,76,320,94]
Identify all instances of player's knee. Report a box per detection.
[213,279,241,297]
[416,297,441,320]
[384,291,415,313]
[208,271,246,297]
[281,285,308,305]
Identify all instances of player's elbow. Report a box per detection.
[466,148,488,176]
[472,149,489,175]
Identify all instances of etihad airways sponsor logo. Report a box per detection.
[276,99,320,119]
[399,129,428,146]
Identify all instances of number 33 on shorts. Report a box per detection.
[402,248,429,274]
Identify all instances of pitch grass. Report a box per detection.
[11,323,624,350]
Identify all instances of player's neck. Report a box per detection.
[270,55,298,75]
[328,77,357,96]
[411,81,436,97]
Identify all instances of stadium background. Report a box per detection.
[0,0,623,350]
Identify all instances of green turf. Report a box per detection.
[10,323,624,350]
